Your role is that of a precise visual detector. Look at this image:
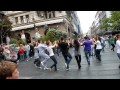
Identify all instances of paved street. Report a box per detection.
[18,46,120,79]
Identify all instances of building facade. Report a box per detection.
[4,11,81,43]
[90,11,111,36]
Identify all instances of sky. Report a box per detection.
[77,11,97,34]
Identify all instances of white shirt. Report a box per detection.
[35,32,40,39]
[21,34,26,40]
[116,40,120,53]
[24,45,30,51]
[47,46,55,56]
[6,36,10,44]
[96,40,102,49]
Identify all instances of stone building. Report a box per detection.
[4,11,81,43]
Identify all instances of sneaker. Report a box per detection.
[57,69,59,70]
[44,67,50,70]
[55,69,59,71]
[37,67,42,69]
[66,68,69,71]
[65,63,67,68]
[41,62,44,66]
[34,64,38,68]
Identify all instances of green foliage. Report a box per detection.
[0,15,12,31]
[17,39,25,44]
[40,28,67,42]
[13,34,21,40]
[0,15,12,39]
[10,38,25,45]
[10,38,18,44]
[100,18,111,29]
[100,11,120,31]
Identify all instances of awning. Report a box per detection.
[11,24,34,31]
[35,19,64,26]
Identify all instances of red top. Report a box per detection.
[18,48,25,54]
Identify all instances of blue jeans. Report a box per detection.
[56,48,61,56]
[63,52,72,69]
[50,55,57,70]
[84,50,91,62]
[101,43,105,51]
[26,50,29,60]
[20,54,24,61]
[117,53,120,60]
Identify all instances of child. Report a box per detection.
[18,44,25,61]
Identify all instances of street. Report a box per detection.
[18,46,120,79]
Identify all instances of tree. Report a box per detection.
[0,15,12,43]
[100,11,120,32]
[40,28,67,42]
[110,11,120,30]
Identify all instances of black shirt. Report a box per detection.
[59,42,69,54]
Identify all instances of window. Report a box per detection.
[26,15,29,23]
[20,16,24,23]
[15,17,18,24]
[47,11,55,18]
[52,11,55,17]
[48,13,51,18]
[48,11,52,18]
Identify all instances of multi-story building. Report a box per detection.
[4,11,81,43]
[71,11,81,36]
[90,11,111,35]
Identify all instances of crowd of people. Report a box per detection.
[1,33,120,79]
